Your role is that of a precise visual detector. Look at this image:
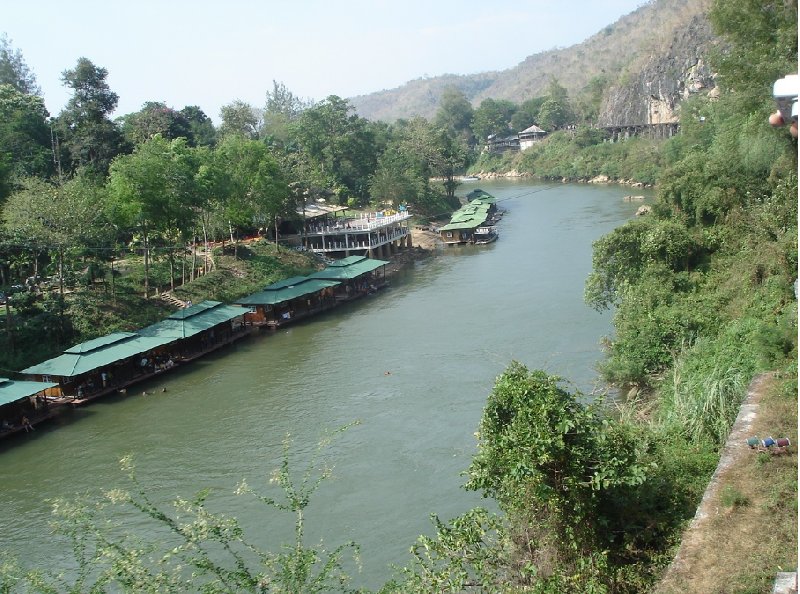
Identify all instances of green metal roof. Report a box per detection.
[0,378,58,407]
[65,332,137,353]
[236,278,340,306]
[21,301,248,378]
[264,276,312,290]
[439,202,491,231]
[138,300,248,339]
[453,204,490,221]
[465,189,496,203]
[308,256,389,280]
[325,255,368,267]
[21,333,174,378]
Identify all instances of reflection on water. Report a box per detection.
[0,180,653,589]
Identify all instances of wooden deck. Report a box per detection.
[0,399,71,438]
[58,326,257,407]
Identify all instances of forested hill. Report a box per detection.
[349,0,716,124]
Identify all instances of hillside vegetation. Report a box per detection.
[384,0,797,590]
[0,0,796,591]
[350,0,714,124]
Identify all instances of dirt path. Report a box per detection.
[655,372,798,593]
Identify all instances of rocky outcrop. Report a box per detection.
[473,170,532,179]
[598,12,718,126]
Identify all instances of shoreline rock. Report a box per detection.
[466,170,654,189]
[472,170,533,180]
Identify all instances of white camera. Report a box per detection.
[773,74,799,123]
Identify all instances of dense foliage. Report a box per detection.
[0,0,796,591]
[396,0,797,590]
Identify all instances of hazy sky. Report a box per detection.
[4,0,648,122]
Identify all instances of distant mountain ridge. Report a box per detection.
[349,0,717,126]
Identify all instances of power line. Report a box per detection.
[420,183,562,222]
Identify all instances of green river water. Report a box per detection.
[0,179,653,589]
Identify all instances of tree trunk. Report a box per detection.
[168,249,175,291]
[229,221,238,259]
[142,222,150,298]
[5,299,13,354]
[206,235,213,271]
[201,216,211,274]
[58,247,65,344]
[191,237,197,281]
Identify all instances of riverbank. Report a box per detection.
[381,227,441,276]
[468,169,654,189]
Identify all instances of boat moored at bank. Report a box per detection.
[438,189,502,245]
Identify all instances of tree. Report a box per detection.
[0,34,39,95]
[119,102,193,146]
[180,105,216,147]
[107,136,200,296]
[575,74,610,125]
[584,217,680,311]
[369,118,466,211]
[3,174,111,343]
[509,109,535,134]
[218,99,262,140]
[53,58,128,176]
[434,87,474,145]
[263,80,308,146]
[537,99,571,132]
[471,98,517,142]
[510,96,547,133]
[385,508,505,593]
[369,146,424,209]
[376,118,437,207]
[214,135,291,253]
[190,145,227,274]
[466,362,647,585]
[291,96,378,204]
[4,174,109,258]
[432,127,469,199]
[709,0,798,112]
[536,78,575,131]
[0,84,53,196]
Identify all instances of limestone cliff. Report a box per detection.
[598,12,718,126]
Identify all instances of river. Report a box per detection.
[0,179,653,590]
